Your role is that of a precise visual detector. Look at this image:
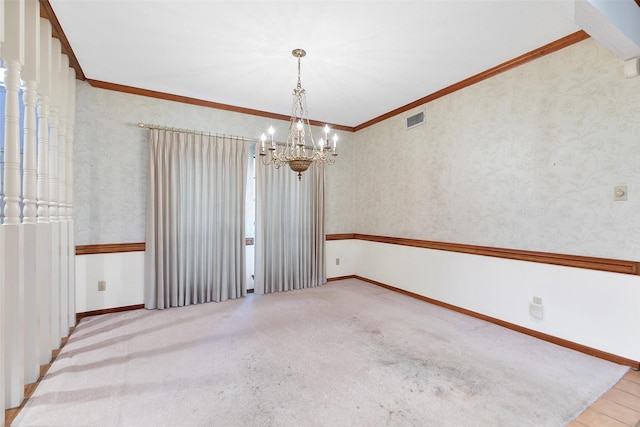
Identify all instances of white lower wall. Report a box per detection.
[328,239,640,362]
[75,244,257,312]
[75,252,145,313]
[325,239,360,279]
[77,239,640,361]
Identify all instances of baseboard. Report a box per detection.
[76,304,145,322]
[328,275,640,369]
[73,293,260,320]
[327,275,356,282]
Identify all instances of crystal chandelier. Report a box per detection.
[259,49,338,180]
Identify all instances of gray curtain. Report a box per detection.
[254,161,325,294]
[145,129,248,309]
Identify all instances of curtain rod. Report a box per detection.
[136,122,260,143]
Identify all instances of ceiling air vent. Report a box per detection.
[406,111,425,130]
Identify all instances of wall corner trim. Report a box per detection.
[324,233,640,276]
[76,243,146,255]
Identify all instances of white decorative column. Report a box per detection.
[21,0,41,385]
[49,38,61,350]
[1,0,26,409]
[66,67,76,329]
[36,17,52,365]
[0,224,4,426]
[58,54,69,339]
[0,0,6,420]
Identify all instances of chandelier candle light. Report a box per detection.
[260,48,338,180]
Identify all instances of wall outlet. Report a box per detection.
[529,301,544,319]
[98,280,106,292]
[336,258,340,266]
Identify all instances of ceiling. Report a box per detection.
[49,1,589,129]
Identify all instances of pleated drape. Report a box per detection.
[145,129,248,309]
[254,161,325,294]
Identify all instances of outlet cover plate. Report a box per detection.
[529,302,544,320]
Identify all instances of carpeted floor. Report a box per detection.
[12,279,628,426]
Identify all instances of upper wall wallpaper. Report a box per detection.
[352,39,640,260]
[73,84,355,245]
[75,38,638,261]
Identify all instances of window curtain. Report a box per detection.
[254,161,325,294]
[145,129,248,309]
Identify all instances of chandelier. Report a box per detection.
[259,49,338,180]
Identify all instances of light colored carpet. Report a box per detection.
[13,279,627,427]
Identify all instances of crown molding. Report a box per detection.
[38,3,588,133]
[86,79,355,132]
[354,30,590,131]
[39,0,86,80]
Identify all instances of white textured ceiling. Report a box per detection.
[50,0,582,128]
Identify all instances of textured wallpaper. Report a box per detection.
[73,82,354,244]
[352,39,640,260]
[75,38,639,260]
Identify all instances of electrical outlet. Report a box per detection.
[336,258,340,266]
[98,281,106,292]
[529,301,544,319]
[530,296,544,320]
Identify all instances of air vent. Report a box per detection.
[406,111,425,130]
